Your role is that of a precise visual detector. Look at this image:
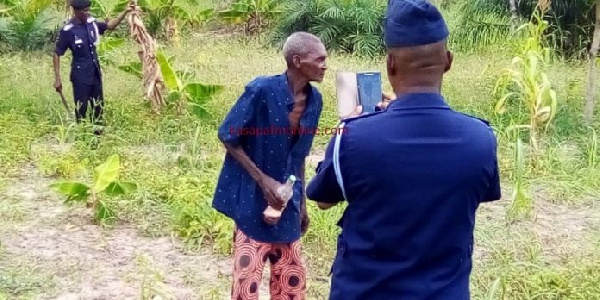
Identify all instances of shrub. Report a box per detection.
[270,0,387,58]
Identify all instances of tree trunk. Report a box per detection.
[509,0,519,30]
[584,0,600,124]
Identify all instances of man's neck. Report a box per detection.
[286,69,309,96]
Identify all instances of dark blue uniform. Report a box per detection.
[55,17,107,124]
[306,93,502,299]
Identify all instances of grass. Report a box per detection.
[1,16,600,299]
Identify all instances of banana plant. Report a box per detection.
[0,0,60,51]
[90,0,128,21]
[96,36,126,66]
[184,8,214,30]
[127,0,192,42]
[50,154,137,224]
[219,0,282,35]
[155,49,223,118]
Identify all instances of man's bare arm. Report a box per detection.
[106,8,129,30]
[222,142,265,183]
[53,54,62,92]
[222,142,283,209]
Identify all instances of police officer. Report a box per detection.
[306,1,502,299]
[53,0,134,134]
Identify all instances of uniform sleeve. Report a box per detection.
[55,29,70,56]
[482,131,501,202]
[306,135,346,204]
[217,81,261,148]
[96,21,108,35]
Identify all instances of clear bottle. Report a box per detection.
[263,175,297,225]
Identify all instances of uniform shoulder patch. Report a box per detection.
[62,23,73,31]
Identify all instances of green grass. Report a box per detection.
[1,18,600,299]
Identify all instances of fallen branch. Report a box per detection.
[127,0,166,113]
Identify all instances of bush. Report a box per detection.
[269,0,387,58]
[451,0,596,58]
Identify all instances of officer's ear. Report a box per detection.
[444,50,453,73]
[386,53,396,77]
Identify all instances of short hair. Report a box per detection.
[282,32,323,65]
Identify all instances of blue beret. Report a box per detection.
[384,0,449,48]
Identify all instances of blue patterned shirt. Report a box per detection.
[213,72,323,244]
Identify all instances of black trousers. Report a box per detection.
[72,80,104,126]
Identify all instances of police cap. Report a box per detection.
[71,0,91,9]
[384,0,449,48]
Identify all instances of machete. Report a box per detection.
[57,89,74,119]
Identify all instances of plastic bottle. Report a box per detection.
[263,175,297,225]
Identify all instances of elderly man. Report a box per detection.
[306,1,502,299]
[213,31,327,299]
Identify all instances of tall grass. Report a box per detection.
[1,25,600,299]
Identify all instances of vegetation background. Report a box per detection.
[1,0,599,299]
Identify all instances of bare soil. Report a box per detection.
[0,163,238,300]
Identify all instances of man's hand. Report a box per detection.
[126,1,137,13]
[301,210,310,235]
[260,175,285,210]
[339,91,396,120]
[54,79,62,93]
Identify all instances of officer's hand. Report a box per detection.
[259,175,285,210]
[377,91,396,110]
[54,79,62,93]
[125,1,136,12]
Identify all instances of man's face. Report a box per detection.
[295,42,328,83]
[74,7,90,21]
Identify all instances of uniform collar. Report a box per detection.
[388,93,450,110]
[70,17,95,24]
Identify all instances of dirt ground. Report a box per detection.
[0,163,249,300]
[1,148,599,299]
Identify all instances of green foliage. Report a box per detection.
[218,0,282,35]
[451,0,596,58]
[154,49,224,119]
[449,0,512,53]
[50,154,138,224]
[96,36,126,66]
[90,0,128,20]
[0,0,61,52]
[506,137,532,221]
[270,0,387,58]
[134,0,196,41]
[494,12,558,157]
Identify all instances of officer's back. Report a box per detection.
[329,92,500,299]
[306,1,501,299]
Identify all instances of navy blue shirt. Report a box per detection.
[55,17,107,85]
[306,93,501,299]
[213,72,323,244]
